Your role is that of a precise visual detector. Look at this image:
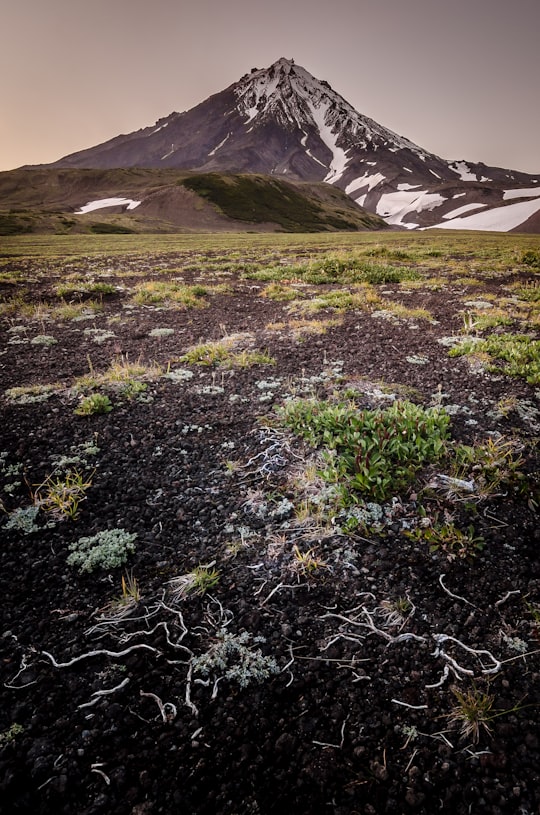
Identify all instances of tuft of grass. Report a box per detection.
[179,339,274,368]
[131,281,208,308]
[35,469,93,520]
[380,300,433,321]
[291,285,379,314]
[167,565,220,601]
[178,338,235,366]
[55,280,116,297]
[73,355,162,394]
[291,545,327,576]
[260,283,304,301]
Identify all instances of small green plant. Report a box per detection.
[0,723,24,745]
[167,564,220,601]
[67,528,137,572]
[4,505,41,535]
[407,520,484,560]
[450,333,540,385]
[447,686,495,743]
[30,334,57,346]
[75,393,113,416]
[452,436,525,497]
[521,249,540,268]
[191,629,280,690]
[526,602,540,627]
[119,380,148,400]
[35,469,93,520]
[291,544,327,576]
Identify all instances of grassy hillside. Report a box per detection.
[0,168,386,234]
[180,173,384,232]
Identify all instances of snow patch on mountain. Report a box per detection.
[503,187,540,200]
[233,58,431,176]
[442,202,487,220]
[377,190,446,227]
[345,172,385,196]
[76,198,141,214]
[305,97,349,182]
[209,134,231,156]
[429,197,540,231]
[151,122,169,135]
[449,161,478,182]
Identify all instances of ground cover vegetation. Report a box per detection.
[1,230,540,815]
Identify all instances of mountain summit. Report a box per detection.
[51,58,540,230]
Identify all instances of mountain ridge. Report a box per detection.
[25,58,540,231]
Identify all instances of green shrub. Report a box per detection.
[67,528,137,572]
[521,249,540,268]
[191,630,280,689]
[280,398,450,503]
[450,333,540,384]
[75,394,113,416]
[90,223,135,234]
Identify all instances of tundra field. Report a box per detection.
[1,230,540,815]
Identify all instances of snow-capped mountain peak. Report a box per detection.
[233,58,430,181]
[49,57,540,232]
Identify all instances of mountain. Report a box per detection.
[39,58,540,231]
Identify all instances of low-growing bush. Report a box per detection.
[67,529,137,572]
[280,398,450,503]
[450,333,540,385]
[75,393,113,416]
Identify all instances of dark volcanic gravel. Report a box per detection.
[1,246,539,815]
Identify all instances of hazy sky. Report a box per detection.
[2,0,539,173]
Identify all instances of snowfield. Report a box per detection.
[503,187,540,200]
[442,202,487,220]
[429,197,540,231]
[75,198,141,214]
[345,172,386,196]
[376,190,446,228]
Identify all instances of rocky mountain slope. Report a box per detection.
[47,58,540,232]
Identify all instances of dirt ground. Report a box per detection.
[1,244,539,814]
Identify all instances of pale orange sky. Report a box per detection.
[1,0,539,174]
